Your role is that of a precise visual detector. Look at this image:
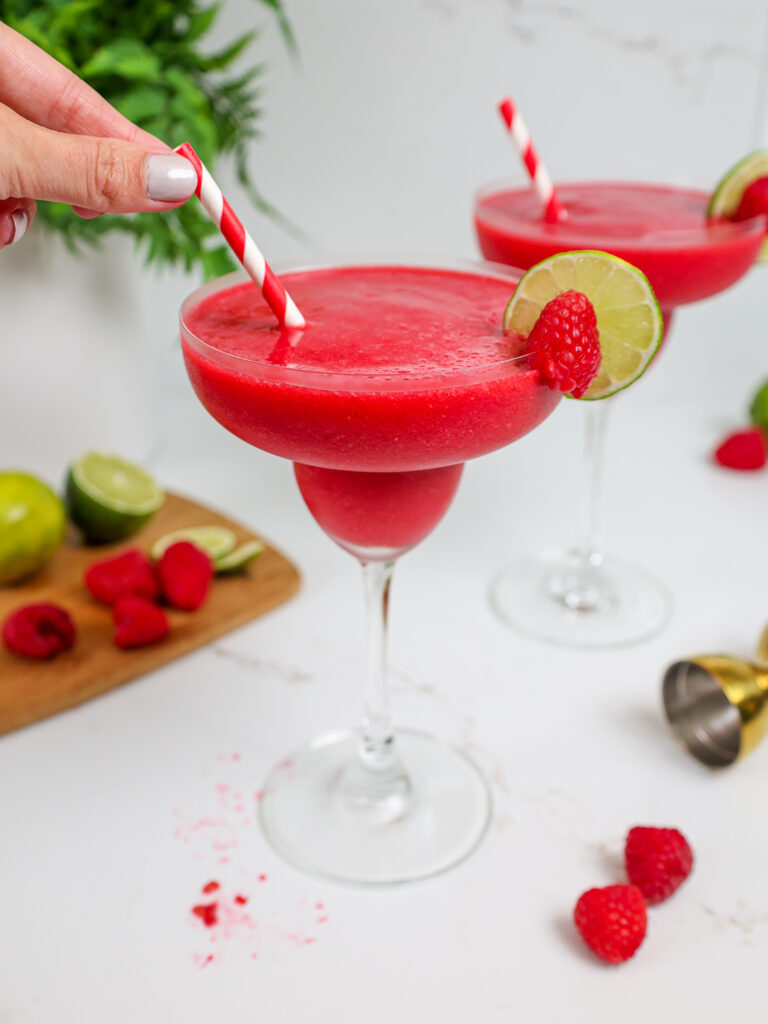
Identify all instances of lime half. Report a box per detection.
[504,250,663,400]
[66,452,164,544]
[151,526,236,563]
[0,471,66,583]
[215,540,265,575]
[708,150,768,260]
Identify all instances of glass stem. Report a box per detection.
[359,560,397,773]
[577,401,610,567]
[336,558,410,823]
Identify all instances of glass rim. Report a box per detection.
[472,178,768,239]
[179,255,536,391]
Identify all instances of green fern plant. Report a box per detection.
[0,0,294,278]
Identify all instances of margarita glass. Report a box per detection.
[180,258,560,885]
[475,180,765,647]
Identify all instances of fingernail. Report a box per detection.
[10,211,28,245]
[146,155,197,202]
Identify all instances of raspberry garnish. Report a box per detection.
[732,176,768,222]
[525,290,601,399]
[2,602,76,660]
[113,596,169,649]
[157,541,213,611]
[713,427,767,471]
[573,884,647,964]
[84,548,159,606]
[624,826,694,905]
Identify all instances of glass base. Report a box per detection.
[490,550,672,648]
[259,728,492,886]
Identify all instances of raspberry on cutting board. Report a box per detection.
[2,602,76,660]
[84,548,159,606]
[157,541,213,611]
[113,596,170,650]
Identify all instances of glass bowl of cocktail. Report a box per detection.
[473,101,768,648]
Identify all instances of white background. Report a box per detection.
[2,0,768,1020]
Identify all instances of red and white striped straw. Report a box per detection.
[497,98,566,224]
[175,142,306,329]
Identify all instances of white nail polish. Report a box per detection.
[146,155,197,202]
[10,210,28,245]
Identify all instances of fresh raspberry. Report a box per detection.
[113,596,169,649]
[732,176,768,222]
[573,884,647,964]
[526,290,601,399]
[2,602,76,660]
[713,427,767,470]
[625,826,694,905]
[85,548,159,606]
[157,541,213,611]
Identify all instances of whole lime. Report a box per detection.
[749,379,768,433]
[0,472,67,584]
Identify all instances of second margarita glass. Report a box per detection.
[475,180,765,647]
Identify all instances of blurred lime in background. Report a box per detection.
[0,472,67,584]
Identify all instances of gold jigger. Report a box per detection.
[662,629,768,767]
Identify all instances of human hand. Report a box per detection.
[0,21,197,249]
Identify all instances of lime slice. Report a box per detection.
[708,151,768,260]
[504,250,663,400]
[215,540,265,575]
[66,452,164,544]
[151,526,236,563]
[0,471,66,583]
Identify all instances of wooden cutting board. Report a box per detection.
[0,492,301,735]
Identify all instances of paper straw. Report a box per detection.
[175,142,306,329]
[497,98,566,223]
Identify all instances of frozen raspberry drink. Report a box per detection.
[475,181,765,311]
[182,263,558,556]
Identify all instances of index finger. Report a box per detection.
[0,21,168,150]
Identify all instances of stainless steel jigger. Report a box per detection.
[662,629,768,766]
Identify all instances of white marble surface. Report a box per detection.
[3,0,768,1019]
[2,270,768,1021]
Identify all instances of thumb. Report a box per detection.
[2,106,196,213]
